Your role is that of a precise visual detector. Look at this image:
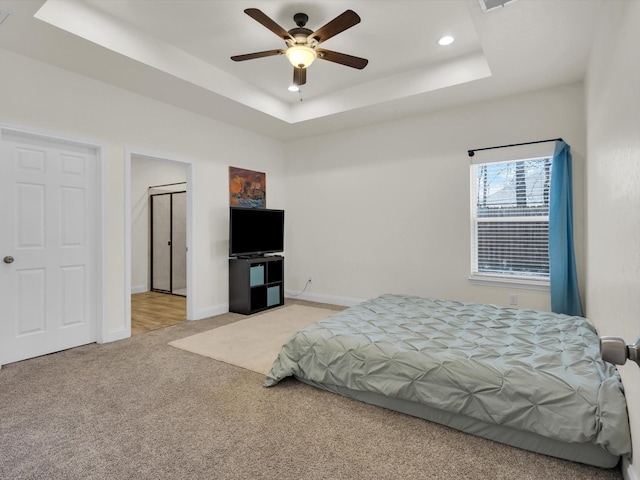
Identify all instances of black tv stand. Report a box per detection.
[229,256,284,314]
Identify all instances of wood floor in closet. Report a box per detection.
[131,291,186,335]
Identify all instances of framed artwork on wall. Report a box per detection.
[229,166,266,207]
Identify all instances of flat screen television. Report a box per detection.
[229,207,285,257]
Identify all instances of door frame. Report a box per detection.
[0,124,106,368]
[125,150,195,330]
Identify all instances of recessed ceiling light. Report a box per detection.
[438,35,455,46]
[288,85,300,92]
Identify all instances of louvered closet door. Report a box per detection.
[0,129,98,365]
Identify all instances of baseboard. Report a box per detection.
[131,285,148,294]
[99,326,129,344]
[623,456,637,480]
[285,291,365,308]
[192,293,362,319]
[194,303,228,320]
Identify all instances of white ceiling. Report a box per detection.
[0,0,602,141]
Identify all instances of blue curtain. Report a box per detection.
[549,141,583,316]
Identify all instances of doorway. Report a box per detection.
[128,153,193,336]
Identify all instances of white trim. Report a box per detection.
[185,161,196,320]
[100,326,129,343]
[0,123,107,357]
[96,138,108,344]
[131,284,148,294]
[622,456,637,480]
[195,303,228,320]
[125,149,197,337]
[469,273,550,291]
[124,152,132,337]
[285,290,365,308]
[0,124,103,151]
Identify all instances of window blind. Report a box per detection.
[471,157,551,279]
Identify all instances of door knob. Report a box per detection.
[3,256,14,264]
[600,336,640,367]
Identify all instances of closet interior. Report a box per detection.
[149,183,187,296]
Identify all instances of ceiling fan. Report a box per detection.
[231,8,368,87]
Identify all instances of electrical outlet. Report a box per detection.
[508,294,518,306]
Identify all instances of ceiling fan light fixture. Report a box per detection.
[288,85,300,92]
[286,45,317,68]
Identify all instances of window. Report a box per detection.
[470,156,551,287]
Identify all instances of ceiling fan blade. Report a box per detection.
[316,49,368,69]
[308,10,361,45]
[293,67,307,86]
[231,49,285,62]
[244,8,294,41]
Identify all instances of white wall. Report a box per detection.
[130,156,187,293]
[284,83,586,310]
[586,1,640,479]
[0,48,286,336]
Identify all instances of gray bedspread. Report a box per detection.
[265,294,631,457]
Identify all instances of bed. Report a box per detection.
[265,294,631,468]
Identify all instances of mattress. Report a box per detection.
[265,294,631,468]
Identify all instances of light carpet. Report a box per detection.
[168,304,336,374]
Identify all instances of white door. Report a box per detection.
[0,129,98,365]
